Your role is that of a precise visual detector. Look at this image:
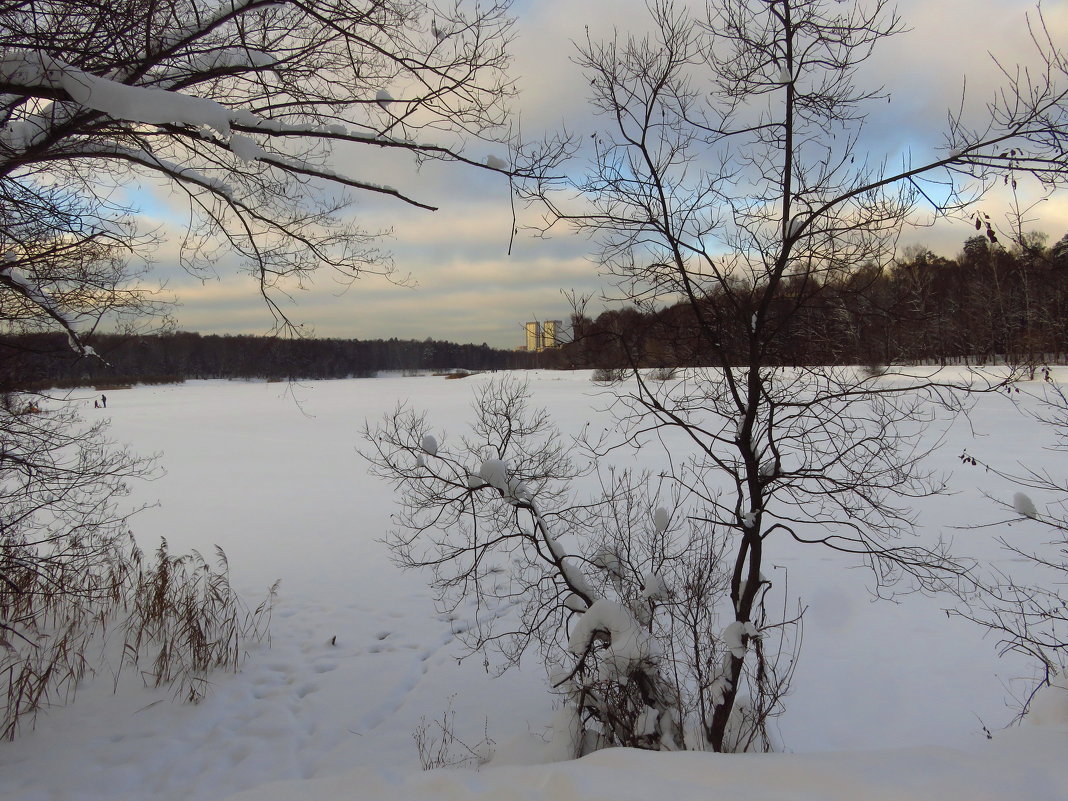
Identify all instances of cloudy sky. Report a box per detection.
[145,0,1068,349]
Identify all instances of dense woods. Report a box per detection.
[1,331,539,389]
[563,234,1068,371]
[6,234,1068,389]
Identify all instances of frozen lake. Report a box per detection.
[1,370,1066,801]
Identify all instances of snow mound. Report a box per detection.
[567,600,657,677]
[1013,492,1038,518]
[479,458,508,488]
[652,506,670,533]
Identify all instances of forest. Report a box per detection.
[563,234,1068,371]
[7,232,1067,390]
[1,330,540,388]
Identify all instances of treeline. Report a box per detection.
[562,234,1068,369]
[7,234,1068,386]
[2,331,539,388]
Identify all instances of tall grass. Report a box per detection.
[120,540,277,703]
[1,534,275,739]
[0,394,275,738]
[0,535,274,738]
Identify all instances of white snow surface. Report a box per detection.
[1,370,1067,801]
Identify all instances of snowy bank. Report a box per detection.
[220,726,1068,801]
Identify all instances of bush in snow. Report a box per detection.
[365,378,797,755]
[592,367,629,384]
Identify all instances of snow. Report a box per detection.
[485,154,509,171]
[188,47,275,73]
[722,620,759,659]
[653,506,671,532]
[563,593,589,612]
[112,146,236,196]
[1,371,1067,801]
[642,571,668,600]
[228,133,266,164]
[376,89,395,109]
[2,262,93,355]
[421,434,439,456]
[567,599,656,675]
[0,50,373,170]
[479,457,510,490]
[1013,491,1038,518]
[58,64,234,136]
[3,263,49,306]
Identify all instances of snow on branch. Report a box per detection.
[56,64,234,137]
[0,258,97,358]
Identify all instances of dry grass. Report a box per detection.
[592,367,628,383]
[413,698,494,770]
[0,395,274,739]
[119,540,277,703]
[0,535,275,738]
[647,366,678,381]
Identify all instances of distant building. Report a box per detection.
[542,320,562,349]
[522,319,564,352]
[525,321,541,352]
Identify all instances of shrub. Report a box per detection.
[592,367,628,383]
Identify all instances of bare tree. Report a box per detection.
[2,1,541,733]
[365,377,799,754]
[508,0,1068,750]
[955,374,1068,713]
[0,0,536,336]
[0,187,170,359]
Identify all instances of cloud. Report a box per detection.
[136,0,1068,349]
[168,254,592,347]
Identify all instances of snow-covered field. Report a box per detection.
[2,370,1067,801]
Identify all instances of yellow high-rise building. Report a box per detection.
[525,321,541,352]
[542,320,562,348]
[522,319,564,351]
